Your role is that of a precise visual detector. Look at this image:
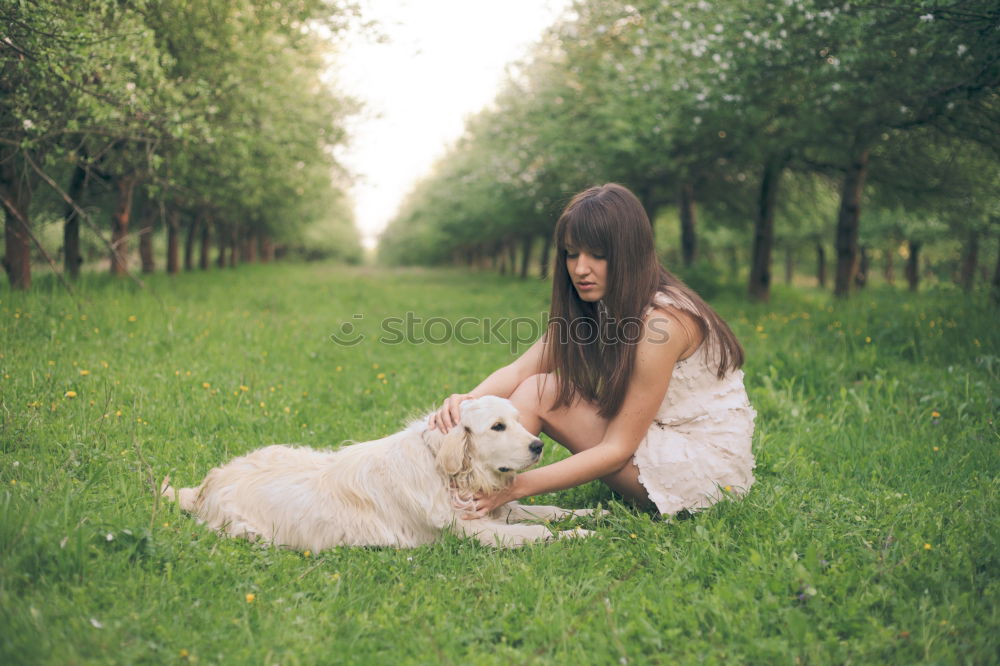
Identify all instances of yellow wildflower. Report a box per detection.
[931,411,940,418]
[245,593,256,603]
[202,382,210,389]
[127,315,137,322]
[376,373,386,380]
[924,543,932,550]
[79,369,90,376]
[65,391,77,399]
[240,385,249,392]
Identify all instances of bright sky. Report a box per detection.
[335,0,571,249]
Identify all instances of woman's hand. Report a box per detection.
[454,484,519,520]
[427,393,474,431]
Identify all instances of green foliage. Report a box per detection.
[378,0,999,292]
[1,265,998,663]
[1,0,361,277]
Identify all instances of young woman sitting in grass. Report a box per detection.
[428,183,756,517]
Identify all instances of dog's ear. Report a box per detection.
[436,425,470,476]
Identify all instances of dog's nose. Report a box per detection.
[529,439,543,456]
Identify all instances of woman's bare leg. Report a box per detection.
[509,373,653,507]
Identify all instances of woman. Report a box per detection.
[428,183,755,517]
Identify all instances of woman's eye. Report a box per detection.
[566,252,579,259]
[491,422,506,431]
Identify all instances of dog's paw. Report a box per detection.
[159,476,175,502]
[557,527,595,539]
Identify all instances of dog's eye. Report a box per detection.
[491,422,506,432]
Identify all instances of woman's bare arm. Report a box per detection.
[428,335,550,431]
[468,308,696,511]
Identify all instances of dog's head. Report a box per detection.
[434,396,543,492]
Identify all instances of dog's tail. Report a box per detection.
[160,476,198,511]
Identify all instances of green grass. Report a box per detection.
[1,263,998,664]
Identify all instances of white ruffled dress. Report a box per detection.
[632,291,757,515]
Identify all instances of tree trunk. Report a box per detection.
[784,245,794,284]
[905,240,921,292]
[199,217,211,270]
[539,233,552,279]
[261,237,275,262]
[0,168,33,290]
[167,209,180,275]
[833,146,871,297]
[637,184,658,234]
[184,212,200,271]
[958,230,979,291]
[519,235,532,279]
[816,243,826,289]
[215,223,227,268]
[855,245,869,288]
[728,246,740,280]
[884,243,895,285]
[748,159,783,302]
[242,230,257,263]
[110,175,137,276]
[992,236,1000,305]
[229,226,239,267]
[63,162,87,279]
[507,241,517,276]
[138,207,156,274]
[679,182,697,267]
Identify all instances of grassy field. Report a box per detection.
[1,263,998,664]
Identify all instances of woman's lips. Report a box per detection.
[576,282,596,290]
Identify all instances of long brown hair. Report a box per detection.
[542,183,745,419]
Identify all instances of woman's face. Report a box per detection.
[565,245,608,302]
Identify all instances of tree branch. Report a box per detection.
[22,150,150,292]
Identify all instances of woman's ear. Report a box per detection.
[436,425,469,475]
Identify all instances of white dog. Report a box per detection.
[161,396,595,549]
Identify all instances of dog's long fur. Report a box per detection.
[162,396,593,549]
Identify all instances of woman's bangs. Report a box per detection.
[562,206,610,255]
